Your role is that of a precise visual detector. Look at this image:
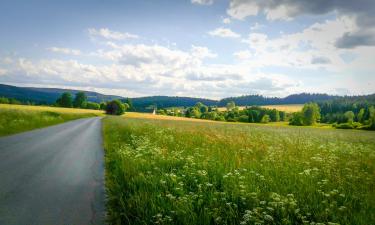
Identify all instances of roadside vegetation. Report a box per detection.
[103,115,375,225]
[0,104,102,137]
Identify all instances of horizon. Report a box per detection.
[1,0,375,98]
[2,82,373,101]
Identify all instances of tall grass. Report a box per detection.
[103,116,375,225]
[0,105,100,136]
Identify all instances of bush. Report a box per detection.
[86,102,100,110]
[105,100,126,115]
[334,122,362,129]
[289,112,304,126]
[237,115,249,122]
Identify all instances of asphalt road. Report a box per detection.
[0,117,105,225]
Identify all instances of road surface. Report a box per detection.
[0,117,105,225]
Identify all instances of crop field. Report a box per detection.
[260,104,304,113]
[103,115,375,225]
[0,104,102,136]
[217,104,303,113]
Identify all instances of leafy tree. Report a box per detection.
[260,114,270,123]
[289,112,304,126]
[302,102,320,125]
[100,102,107,110]
[56,92,73,108]
[357,108,365,123]
[279,111,286,121]
[369,106,375,130]
[0,97,9,104]
[344,111,355,123]
[269,109,280,122]
[226,101,235,111]
[124,98,133,111]
[73,92,87,108]
[86,102,100,110]
[105,100,126,115]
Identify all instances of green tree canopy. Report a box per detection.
[73,92,87,108]
[105,100,126,115]
[302,102,321,125]
[56,92,73,108]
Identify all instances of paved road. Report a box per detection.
[0,117,105,225]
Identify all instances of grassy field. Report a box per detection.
[103,114,375,225]
[0,104,103,136]
[260,104,303,113]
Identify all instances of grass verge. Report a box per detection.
[0,104,102,136]
[103,115,375,225]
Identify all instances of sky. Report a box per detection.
[0,0,374,99]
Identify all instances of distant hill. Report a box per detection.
[1,83,374,110]
[131,96,218,111]
[0,84,122,104]
[218,93,339,107]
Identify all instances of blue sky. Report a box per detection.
[0,0,374,99]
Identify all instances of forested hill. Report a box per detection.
[131,96,217,111]
[218,93,338,106]
[1,83,374,109]
[0,84,122,104]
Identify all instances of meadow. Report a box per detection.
[103,113,375,225]
[0,104,102,136]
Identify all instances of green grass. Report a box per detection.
[103,116,375,225]
[0,104,102,136]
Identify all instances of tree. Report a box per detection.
[289,112,304,126]
[302,102,320,125]
[344,111,355,123]
[124,98,133,111]
[100,102,107,110]
[105,100,126,115]
[369,106,375,130]
[0,97,9,104]
[269,109,280,122]
[86,102,100,110]
[357,108,365,123]
[56,92,73,108]
[226,101,235,111]
[73,92,87,108]
[260,114,270,123]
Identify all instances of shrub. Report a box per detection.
[105,100,126,115]
[86,102,100,110]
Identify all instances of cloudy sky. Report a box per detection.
[0,0,374,99]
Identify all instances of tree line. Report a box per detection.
[289,101,375,130]
[55,92,129,115]
[157,101,287,123]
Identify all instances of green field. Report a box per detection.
[103,115,375,225]
[0,104,102,136]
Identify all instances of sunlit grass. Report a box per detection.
[260,104,304,113]
[103,116,375,225]
[0,104,102,136]
[217,104,303,113]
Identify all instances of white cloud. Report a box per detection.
[222,17,231,24]
[88,28,139,40]
[191,0,214,5]
[208,27,241,38]
[240,17,359,70]
[227,0,259,20]
[227,0,375,48]
[250,22,263,30]
[47,47,81,56]
[0,68,7,75]
[233,50,252,60]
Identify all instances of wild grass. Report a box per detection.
[0,104,102,136]
[103,115,375,225]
